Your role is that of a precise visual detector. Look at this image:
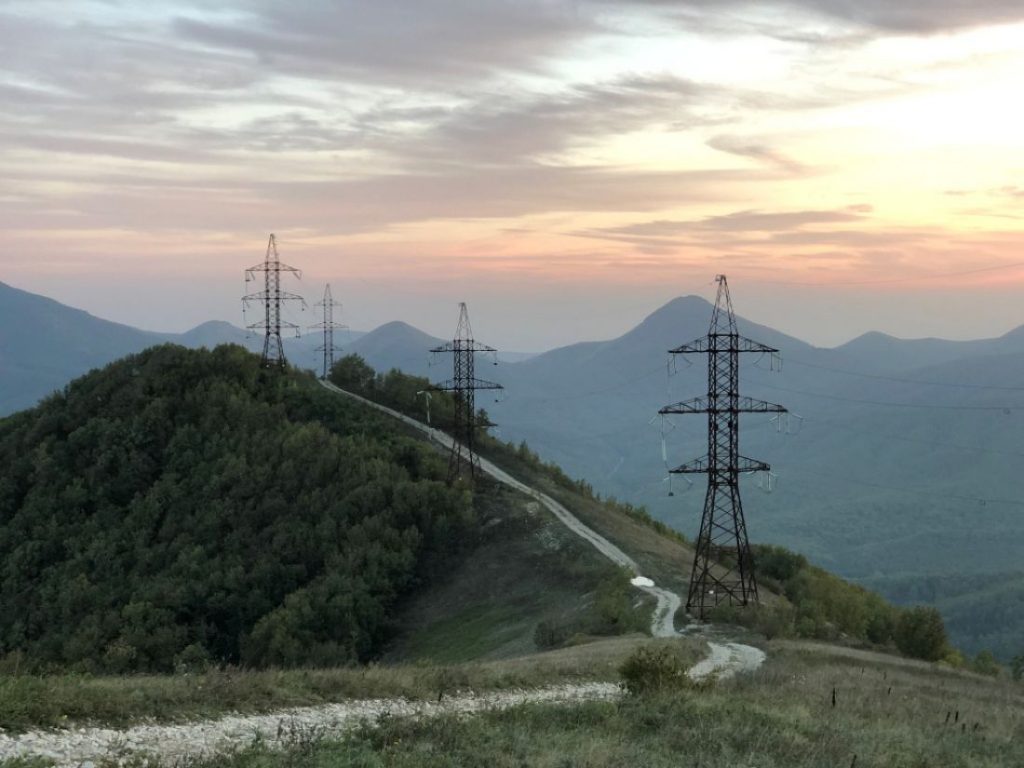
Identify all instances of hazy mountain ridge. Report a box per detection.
[4,281,1024,655]
[0,282,365,414]
[331,295,1024,657]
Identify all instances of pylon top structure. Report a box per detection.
[243,234,306,369]
[430,303,503,484]
[310,284,347,380]
[659,275,787,620]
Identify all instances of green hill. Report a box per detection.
[0,344,480,672]
[0,345,667,675]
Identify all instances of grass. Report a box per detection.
[0,636,702,733]
[128,640,1024,768]
[475,440,696,597]
[383,481,652,664]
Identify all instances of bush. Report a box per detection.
[534,620,572,650]
[971,650,1001,677]
[1011,654,1024,682]
[619,645,690,695]
[894,607,948,662]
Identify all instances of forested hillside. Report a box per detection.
[330,355,960,665]
[0,344,474,673]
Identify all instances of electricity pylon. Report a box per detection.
[659,275,787,619]
[310,284,346,379]
[430,303,503,484]
[243,234,306,368]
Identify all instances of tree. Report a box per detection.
[329,354,376,394]
[1010,654,1024,682]
[971,650,1001,677]
[894,606,948,662]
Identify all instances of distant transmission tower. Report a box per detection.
[430,303,503,484]
[660,275,787,619]
[310,284,346,379]
[243,234,306,368]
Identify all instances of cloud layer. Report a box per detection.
[2,0,1024,345]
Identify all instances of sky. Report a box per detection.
[3,0,1024,351]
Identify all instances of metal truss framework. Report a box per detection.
[243,234,306,368]
[430,303,503,484]
[660,275,787,619]
[311,283,346,380]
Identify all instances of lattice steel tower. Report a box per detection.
[430,303,503,484]
[243,234,306,368]
[660,275,787,619]
[310,284,346,379]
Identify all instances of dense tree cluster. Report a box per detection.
[330,355,687,544]
[0,345,474,672]
[752,546,952,661]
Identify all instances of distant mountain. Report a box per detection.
[0,281,372,414]
[0,282,165,413]
[309,292,1024,658]
[5,280,1024,656]
[347,321,444,379]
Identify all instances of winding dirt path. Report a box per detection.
[0,684,620,767]
[0,383,767,767]
[320,381,683,638]
[687,642,767,682]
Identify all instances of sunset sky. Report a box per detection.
[3,0,1024,350]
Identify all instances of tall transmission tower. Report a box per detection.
[430,303,503,484]
[243,234,306,369]
[659,275,787,619]
[310,284,347,379]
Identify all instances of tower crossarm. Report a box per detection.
[668,455,771,475]
[242,290,306,303]
[245,261,302,277]
[247,319,300,331]
[659,396,787,415]
[431,378,504,393]
[429,342,499,354]
[668,336,780,355]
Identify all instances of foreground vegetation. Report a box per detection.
[0,637,702,732]
[84,641,1024,768]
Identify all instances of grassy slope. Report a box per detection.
[382,480,653,664]
[0,636,705,732]
[149,640,1024,768]
[474,440,697,598]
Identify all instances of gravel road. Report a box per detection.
[0,383,767,766]
[319,381,683,638]
[0,683,620,767]
[688,642,768,682]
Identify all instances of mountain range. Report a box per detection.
[3,279,1023,657]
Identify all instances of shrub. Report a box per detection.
[619,645,690,695]
[894,606,948,662]
[534,620,572,650]
[971,650,1001,677]
[1010,654,1024,683]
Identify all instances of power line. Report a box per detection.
[748,261,1024,287]
[753,381,1024,412]
[786,357,1024,392]
[792,416,1024,461]
[785,466,1024,508]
